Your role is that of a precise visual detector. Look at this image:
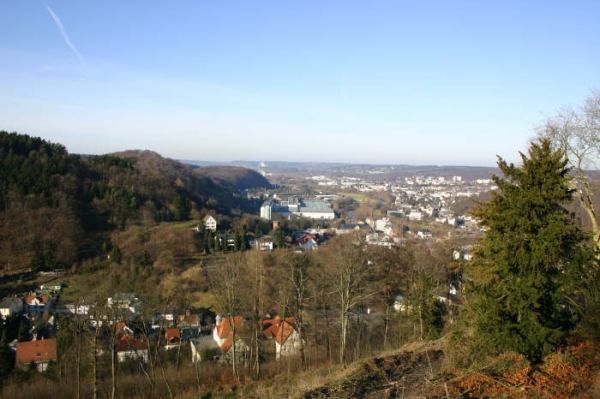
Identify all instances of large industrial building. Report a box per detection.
[260,197,335,220]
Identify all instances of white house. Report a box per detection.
[261,316,303,360]
[417,230,433,239]
[190,336,220,363]
[408,211,423,221]
[115,337,149,363]
[203,214,217,232]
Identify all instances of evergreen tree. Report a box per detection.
[468,139,590,363]
[109,245,122,264]
[0,328,14,382]
[234,230,241,251]
[18,316,31,342]
[203,230,211,254]
[240,225,248,251]
[273,228,285,249]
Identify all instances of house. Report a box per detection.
[113,320,135,338]
[107,293,141,319]
[23,294,53,314]
[393,294,411,312]
[190,336,220,363]
[213,315,249,364]
[417,230,433,239]
[165,328,182,349]
[298,235,318,251]
[408,210,423,221]
[151,311,175,328]
[0,296,23,317]
[203,214,217,232]
[110,320,149,362]
[115,336,149,363]
[221,338,250,364]
[177,309,201,327]
[213,315,244,351]
[336,223,373,235]
[261,316,302,360]
[257,237,274,251]
[16,338,57,372]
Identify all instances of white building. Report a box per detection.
[260,198,335,220]
[203,215,217,232]
[408,211,423,221]
[260,201,273,220]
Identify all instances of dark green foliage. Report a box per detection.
[0,324,15,385]
[468,139,591,363]
[240,225,248,251]
[409,275,445,340]
[109,245,122,264]
[17,316,31,342]
[273,228,285,249]
[173,194,191,221]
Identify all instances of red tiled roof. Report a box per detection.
[215,316,244,351]
[115,336,148,352]
[24,295,37,305]
[165,328,181,343]
[216,316,244,339]
[261,317,297,345]
[16,339,57,365]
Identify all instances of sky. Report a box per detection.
[1,1,599,166]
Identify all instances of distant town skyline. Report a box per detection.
[1,1,599,167]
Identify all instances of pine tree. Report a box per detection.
[468,139,590,363]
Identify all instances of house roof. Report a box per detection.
[0,296,22,308]
[215,316,244,351]
[298,235,317,244]
[24,295,37,305]
[261,316,297,345]
[113,321,134,337]
[166,328,181,343]
[115,336,148,352]
[177,313,201,326]
[16,339,57,365]
[216,316,244,339]
[24,295,51,305]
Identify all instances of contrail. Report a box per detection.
[45,5,85,64]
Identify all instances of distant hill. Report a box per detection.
[192,165,274,190]
[182,159,499,180]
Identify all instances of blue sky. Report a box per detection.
[1,1,599,166]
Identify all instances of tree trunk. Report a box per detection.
[383,304,390,351]
[76,329,81,399]
[92,335,98,399]
[111,345,116,399]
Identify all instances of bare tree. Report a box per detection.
[537,91,600,253]
[212,254,245,378]
[285,251,311,368]
[321,234,372,364]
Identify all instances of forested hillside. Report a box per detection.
[193,165,274,190]
[0,131,258,273]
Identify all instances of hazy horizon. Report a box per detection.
[2,1,599,167]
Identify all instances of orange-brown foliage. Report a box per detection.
[446,339,598,398]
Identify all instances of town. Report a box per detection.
[0,161,494,379]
